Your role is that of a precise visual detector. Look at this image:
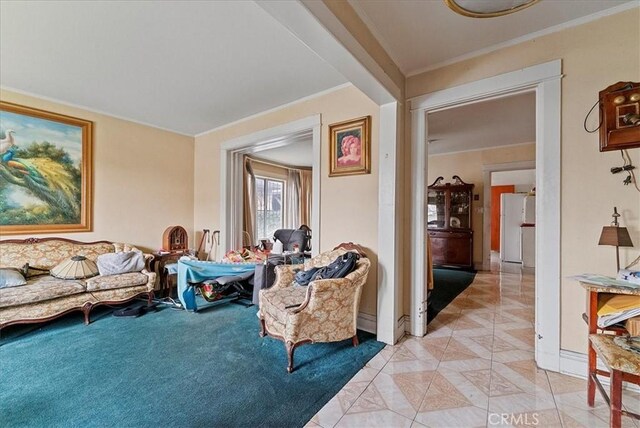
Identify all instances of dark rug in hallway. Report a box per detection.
[0,300,384,428]
[427,268,476,324]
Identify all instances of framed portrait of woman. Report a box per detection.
[329,115,371,177]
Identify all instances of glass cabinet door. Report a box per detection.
[427,190,446,229]
[449,190,470,229]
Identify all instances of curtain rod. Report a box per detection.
[246,155,312,171]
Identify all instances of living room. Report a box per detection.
[1,1,639,427]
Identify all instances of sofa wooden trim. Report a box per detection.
[0,237,156,329]
[0,290,154,329]
[0,237,112,245]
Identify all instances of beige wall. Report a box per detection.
[406,9,640,353]
[427,144,536,267]
[0,89,195,252]
[194,85,380,316]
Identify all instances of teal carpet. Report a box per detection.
[427,268,476,323]
[0,299,384,427]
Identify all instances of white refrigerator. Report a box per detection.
[500,193,526,263]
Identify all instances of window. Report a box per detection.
[255,177,284,240]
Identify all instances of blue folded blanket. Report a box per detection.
[177,259,256,311]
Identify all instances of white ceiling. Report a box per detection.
[253,138,313,168]
[0,1,346,136]
[349,0,633,75]
[427,91,535,155]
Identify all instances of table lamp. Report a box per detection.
[598,207,634,271]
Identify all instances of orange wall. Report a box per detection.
[491,185,515,252]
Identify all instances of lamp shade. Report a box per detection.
[598,226,634,247]
[50,255,99,280]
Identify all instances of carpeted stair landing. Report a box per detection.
[0,301,384,427]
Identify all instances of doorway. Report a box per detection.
[487,167,537,273]
[219,115,321,255]
[410,60,562,371]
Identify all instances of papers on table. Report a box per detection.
[597,294,640,328]
[598,309,640,328]
[571,273,640,328]
[570,274,640,290]
[618,269,640,286]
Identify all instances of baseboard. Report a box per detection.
[396,316,406,342]
[357,312,376,334]
[356,313,408,343]
[403,315,413,334]
[560,349,639,392]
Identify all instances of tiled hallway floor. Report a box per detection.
[307,270,640,428]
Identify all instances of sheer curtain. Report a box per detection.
[299,169,312,227]
[285,168,312,229]
[242,156,256,246]
[285,169,301,229]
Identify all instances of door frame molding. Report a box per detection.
[409,60,562,371]
[219,114,321,255]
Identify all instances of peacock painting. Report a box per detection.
[0,102,93,234]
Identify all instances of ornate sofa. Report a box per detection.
[258,243,371,372]
[0,238,156,328]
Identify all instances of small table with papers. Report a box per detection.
[577,278,640,427]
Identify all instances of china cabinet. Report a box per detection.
[427,175,474,269]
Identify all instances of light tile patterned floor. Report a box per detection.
[307,269,640,428]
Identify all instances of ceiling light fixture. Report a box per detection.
[444,0,540,18]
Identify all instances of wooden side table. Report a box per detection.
[579,281,640,427]
[589,335,639,428]
[150,251,191,297]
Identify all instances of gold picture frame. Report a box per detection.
[0,101,93,234]
[329,115,371,177]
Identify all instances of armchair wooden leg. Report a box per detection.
[259,318,266,337]
[286,341,295,373]
[82,302,92,325]
[352,335,359,347]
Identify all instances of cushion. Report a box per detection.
[50,256,99,280]
[22,263,50,279]
[85,272,149,292]
[0,240,114,270]
[0,268,27,289]
[0,276,86,308]
[260,286,308,323]
[96,251,145,276]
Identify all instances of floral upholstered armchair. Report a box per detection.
[257,243,371,373]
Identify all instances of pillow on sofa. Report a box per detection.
[21,263,50,279]
[0,268,27,289]
[50,256,99,280]
[96,251,145,276]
